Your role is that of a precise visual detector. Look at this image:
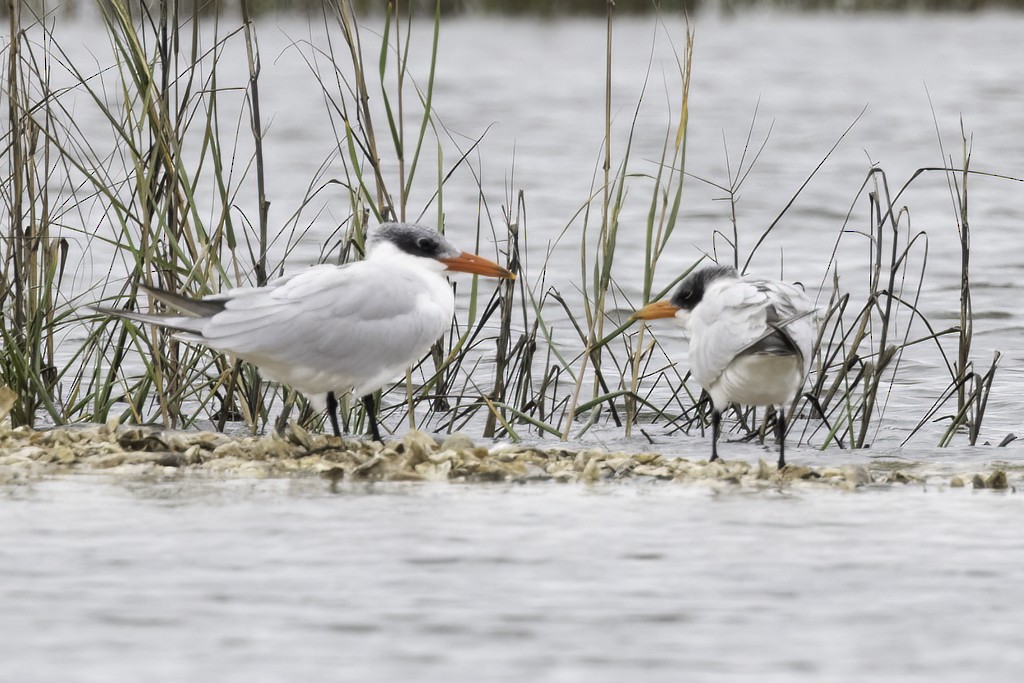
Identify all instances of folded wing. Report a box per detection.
[191,263,450,395]
[688,278,816,388]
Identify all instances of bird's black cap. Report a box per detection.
[372,223,460,260]
[670,264,738,311]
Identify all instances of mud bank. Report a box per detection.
[0,420,1016,491]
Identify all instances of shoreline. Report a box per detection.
[0,422,1016,492]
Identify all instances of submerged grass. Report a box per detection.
[1,1,1020,458]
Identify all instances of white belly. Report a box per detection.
[706,354,805,409]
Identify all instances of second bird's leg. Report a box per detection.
[361,394,383,442]
[776,407,787,469]
[325,391,342,437]
[710,408,721,463]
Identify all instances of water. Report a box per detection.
[6,11,1024,680]
[2,475,1023,682]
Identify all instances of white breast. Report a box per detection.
[706,354,806,409]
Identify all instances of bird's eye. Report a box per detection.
[416,237,436,252]
[680,289,691,300]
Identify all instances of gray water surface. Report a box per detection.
[6,11,1024,681]
[3,476,1023,682]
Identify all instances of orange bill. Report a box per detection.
[441,251,516,279]
[631,299,681,321]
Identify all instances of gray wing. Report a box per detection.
[191,263,452,394]
[741,280,817,376]
[688,278,817,387]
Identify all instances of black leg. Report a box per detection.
[776,407,787,470]
[325,391,341,437]
[710,408,721,463]
[362,393,382,442]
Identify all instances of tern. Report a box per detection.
[98,222,515,441]
[632,264,816,468]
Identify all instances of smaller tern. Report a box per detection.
[97,223,515,440]
[632,265,817,468]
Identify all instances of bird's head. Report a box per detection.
[631,264,738,326]
[368,223,515,279]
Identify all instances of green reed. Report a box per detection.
[2,0,65,426]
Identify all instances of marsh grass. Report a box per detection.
[2,0,77,427]
[619,107,1018,451]
[1,1,1017,453]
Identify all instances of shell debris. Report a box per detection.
[0,421,1018,491]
